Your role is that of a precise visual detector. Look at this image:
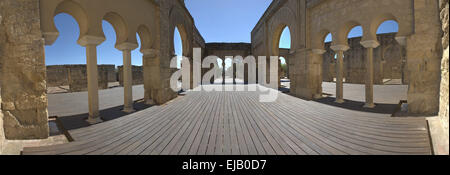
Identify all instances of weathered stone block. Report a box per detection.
[118,65,144,86]
[1,0,49,140]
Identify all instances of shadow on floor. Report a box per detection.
[279,87,290,94]
[313,97,399,115]
[56,100,154,131]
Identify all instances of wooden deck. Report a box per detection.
[23,85,432,155]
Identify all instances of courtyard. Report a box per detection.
[22,82,430,155]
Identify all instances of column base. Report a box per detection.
[364,103,376,108]
[123,107,136,113]
[335,99,345,104]
[87,116,103,125]
[146,99,155,105]
[313,93,323,100]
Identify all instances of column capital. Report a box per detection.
[77,35,105,47]
[42,32,59,46]
[395,36,407,46]
[116,42,139,51]
[360,40,380,48]
[312,49,327,55]
[330,44,350,52]
[141,49,160,57]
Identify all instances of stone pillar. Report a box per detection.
[278,58,282,88]
[312,49,327,99]
[222,61,226,84]
[78,35,105,124]
[331,45,350,103]
[361,40,380,108]
[142,49,157,105]
[117,43,138,113]
[233,63,237,84]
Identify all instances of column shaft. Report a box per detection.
[222,62,226,85]
[336,51,345,103]
[86,44,102,123]
[364,48,375,108]
[123,49,134,112]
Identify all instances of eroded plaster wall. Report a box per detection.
[0,7,5,153]
[323,33,405,84]
[46,65,115,92]
[0,0,49,140]
[438,0,449,153]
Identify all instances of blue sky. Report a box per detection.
[45,1,398,67]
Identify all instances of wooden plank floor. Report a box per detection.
[23,85,432,155]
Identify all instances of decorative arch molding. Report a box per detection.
[137,24,153,51]
[335,20,363,46]
[312,29,333,49]
[269,6,297,56]
[42,0,89,45]
[169,5,192,57]
[103,12,132,48]
[367,13,404,42]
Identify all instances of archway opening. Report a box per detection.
[376,20,403,85]
[174,26,183,90]
[344,25,363,84]
[322,33,335,85]
[375,20,408,113]
[174,27,183,70]
[215,58,224,84]
[224,58,233,84]
[278,26,291,90]
[45,13,92,126]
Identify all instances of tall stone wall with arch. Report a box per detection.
[253,0,442,115]
[0,0,201,140]
[0,4,5,153]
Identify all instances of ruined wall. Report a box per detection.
[67,65,110,92]
[0,9,5,153]
[46,65,113,92]
[438,0,449,152]
[323,33,404,84]
[205,43,252,82]
[46,65,70,87]
[0,0,49,140]
[118,65,143,86]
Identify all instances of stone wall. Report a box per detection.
[0,7,5,152]
[0,0,49,140]
[438,0,449,153]
[46,65,70,87]
[46,65,114,92]
[323,33,405,85]
[205,43,252,82]
[118,65,143,86]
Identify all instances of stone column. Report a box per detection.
[117,43,138,113]
[330,45,350,103]
[222,61,226,85]
[361,40,380,108]
[233,63,237,84]
[312,49,327,99]
[78,35,105,124]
